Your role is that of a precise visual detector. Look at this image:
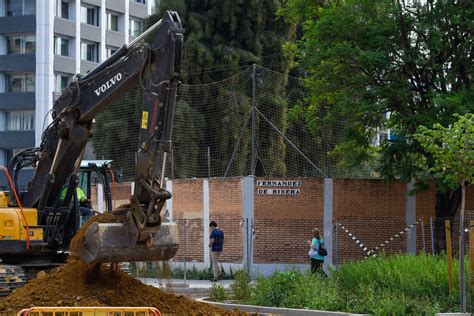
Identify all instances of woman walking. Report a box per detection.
[308,227,325,274]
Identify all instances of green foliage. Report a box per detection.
[147,0,296,177]
[248,270,330,309]
[230,270,252,302]
[414,113,474,190]
[332,254,460,308]
[174,265,212,280]
[245,254,463,314]
[280,0,474,183]
[209,283,228,302]
[170,265,234,280]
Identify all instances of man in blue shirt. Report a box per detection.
[209,221,224,281]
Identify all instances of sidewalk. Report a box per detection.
[140,277,233,289]
[139,278,233,298]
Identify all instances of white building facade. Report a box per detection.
[0,0,153,168]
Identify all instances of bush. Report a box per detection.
[209,283,228,302]
[242,254,464,314]
[249,270,331,309]
[332,253,461,312]
[230,270,252,302]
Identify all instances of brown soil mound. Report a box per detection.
[0,260,241,315]
[0,208,244,315]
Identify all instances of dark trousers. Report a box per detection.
[310,258,324,274]
[79,206,93,216]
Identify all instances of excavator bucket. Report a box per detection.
[78,222,179,263]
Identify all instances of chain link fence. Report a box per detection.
[89,64,375,181]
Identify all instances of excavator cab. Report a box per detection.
[77,159,116,214]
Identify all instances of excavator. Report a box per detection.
[0,11,183,295]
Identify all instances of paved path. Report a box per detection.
[140,278,233,289]
[139,278,233,299]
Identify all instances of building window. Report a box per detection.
[81,5,99,26]
[5,111,35,131]
[6,35,35,54]
[55,73,70,92]
[106,46,118,58]
[6,0,23,16]
[55,0,69,19]
[135,0,146,4]
[5,73,35,92]
[107,13,119,31]
[81,41,99,62]
[54,36,69,56]
[129,18,143,37]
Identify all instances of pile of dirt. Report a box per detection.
[0,208,244,315]
[0,260,241,315]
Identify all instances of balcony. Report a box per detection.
[106,1,125,13]
[54,17,76,38]
[0,15,35,33]
[0,92,35,110]
[106,30,125,47]
[81,60,98,74]
[81,23,101,42]
[54,55,76,74]
[0,54,35,72]
[129,2,147,18]
[82,0,101,7]
[0,130,34,148]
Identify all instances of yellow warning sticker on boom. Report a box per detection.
[141,111,149,129]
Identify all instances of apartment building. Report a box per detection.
[0,0,154,167]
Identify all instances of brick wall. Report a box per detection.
[171,179,204,262]
[253,178,324,263]
[333,179,407,261]
[174,218,205,263]
[209,177,243,263]
[89,177,473,265]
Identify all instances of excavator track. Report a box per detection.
[0,264,27,296]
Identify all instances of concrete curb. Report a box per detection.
[196,298,368,316]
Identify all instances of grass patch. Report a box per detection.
[235,254,464,314]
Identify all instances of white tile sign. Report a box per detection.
[256,180,302,187]
[256,180,302,195]
[256,188,301,195]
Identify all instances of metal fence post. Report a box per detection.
[469,220,474,310]
[335,220,339,268]
[430,217,435,254]
[446,220,454,295]
[207,147,211,179]
[250,217,254,275]
[250,64,256,175]
[183,218,187,285]
[246,218,250,275]
[421,218,426,254]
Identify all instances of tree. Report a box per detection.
[280,0,474,227]
[148,0,296,177]
[415,113,474,312]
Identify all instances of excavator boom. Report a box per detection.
[6,11,183,264]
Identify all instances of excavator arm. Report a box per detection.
[9,11,183,263]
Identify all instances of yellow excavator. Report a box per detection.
[0,11,183,295]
